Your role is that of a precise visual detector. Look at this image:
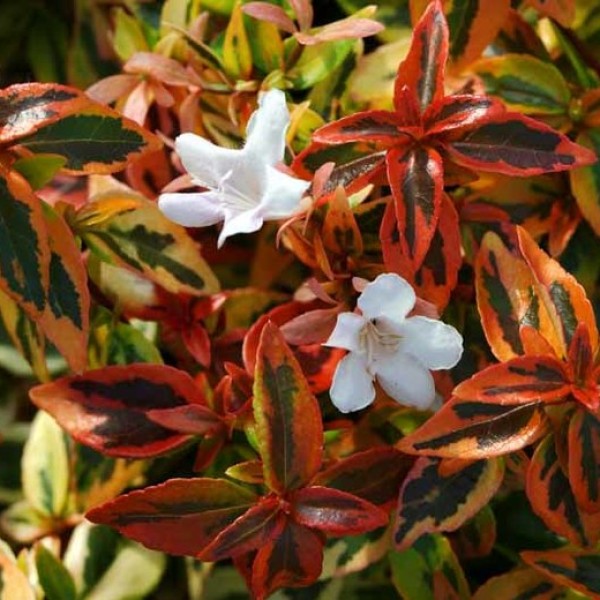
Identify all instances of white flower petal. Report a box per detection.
[399,316,463,370]
[176,133,242,188]
[373,352,436,409]
[217,206,264,247]
[324,312,366,352]
[357,273,416,323]
[244,89,289,166]
[330,353,375,413]
[158,192,224,227]
[261,166,310,220]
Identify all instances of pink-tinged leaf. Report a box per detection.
[280,307,339,345]
[199,497,283,561]
[526,433,600,547]
[37,203,89,373]
[398,394,548,459]
[124,52,203,87]
[147,404,223,435]
[244,301,344,394]
[386,145,444,270]
[29,364,205,457]
[395,0,449,113]
[253,322,323,494]
[517,226,599,355]
[295,17,384,45]
[312,111,409,146]
[86,74,139,105]
[86,478,257,556]
[446,113,597,176]
[425,95,505,136]
[313,447,413,508]
[568,409,600,513]
[292,486,388,535]
[453,356,570,404]
[394,456,504,550]
[289,0,313,31]
[251,519,323,600]
[243,2,297,33]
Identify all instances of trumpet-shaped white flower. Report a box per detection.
[158,89,310,247]
[324,273,463,413]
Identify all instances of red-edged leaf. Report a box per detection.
[147,404,223,435]
[472,568,564,600]
[312,447,413,508]
[292,486,388,535]
[453,356,570,404]
[395,0,449,113]
[199,497,283,561]
[398,393,548,459]
[394,457,504,550]
[0,165,50,319]
[425,95,504,136]
[568,409,600,513]
[475,231,563,361]
[86,478,257,556]
[251,519,323,600]
[29,364,205,457]
[37,203,89,373]
[386,145,444,269]
[312,111,410,146]
[0,83,82,144]
[445,113,596,176]
[517,226,598,355]
[253,322,323,494]
[381,192,460,311]
[526,433,600,547]
[292,141,386,198]
[522,548,600,598]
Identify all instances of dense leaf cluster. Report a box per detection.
[2,0,600,598]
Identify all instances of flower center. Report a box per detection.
[360,318,401,371]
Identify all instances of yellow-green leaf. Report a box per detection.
[74,193,220,296]
[223,2,252,80]
[22,410,70,518]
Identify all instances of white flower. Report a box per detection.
[158,89,310,247]
[324,273,463,413]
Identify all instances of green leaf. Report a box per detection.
[12,154,67,190]
[287,39,355,89]
[390,534,470,600]
[35,544,77,600]
[21,410,70,518]
[20,112,158,175]
[223,2,253,80]
[113,8,149,61]
[475,54,571,115]
[0,166,50,319]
